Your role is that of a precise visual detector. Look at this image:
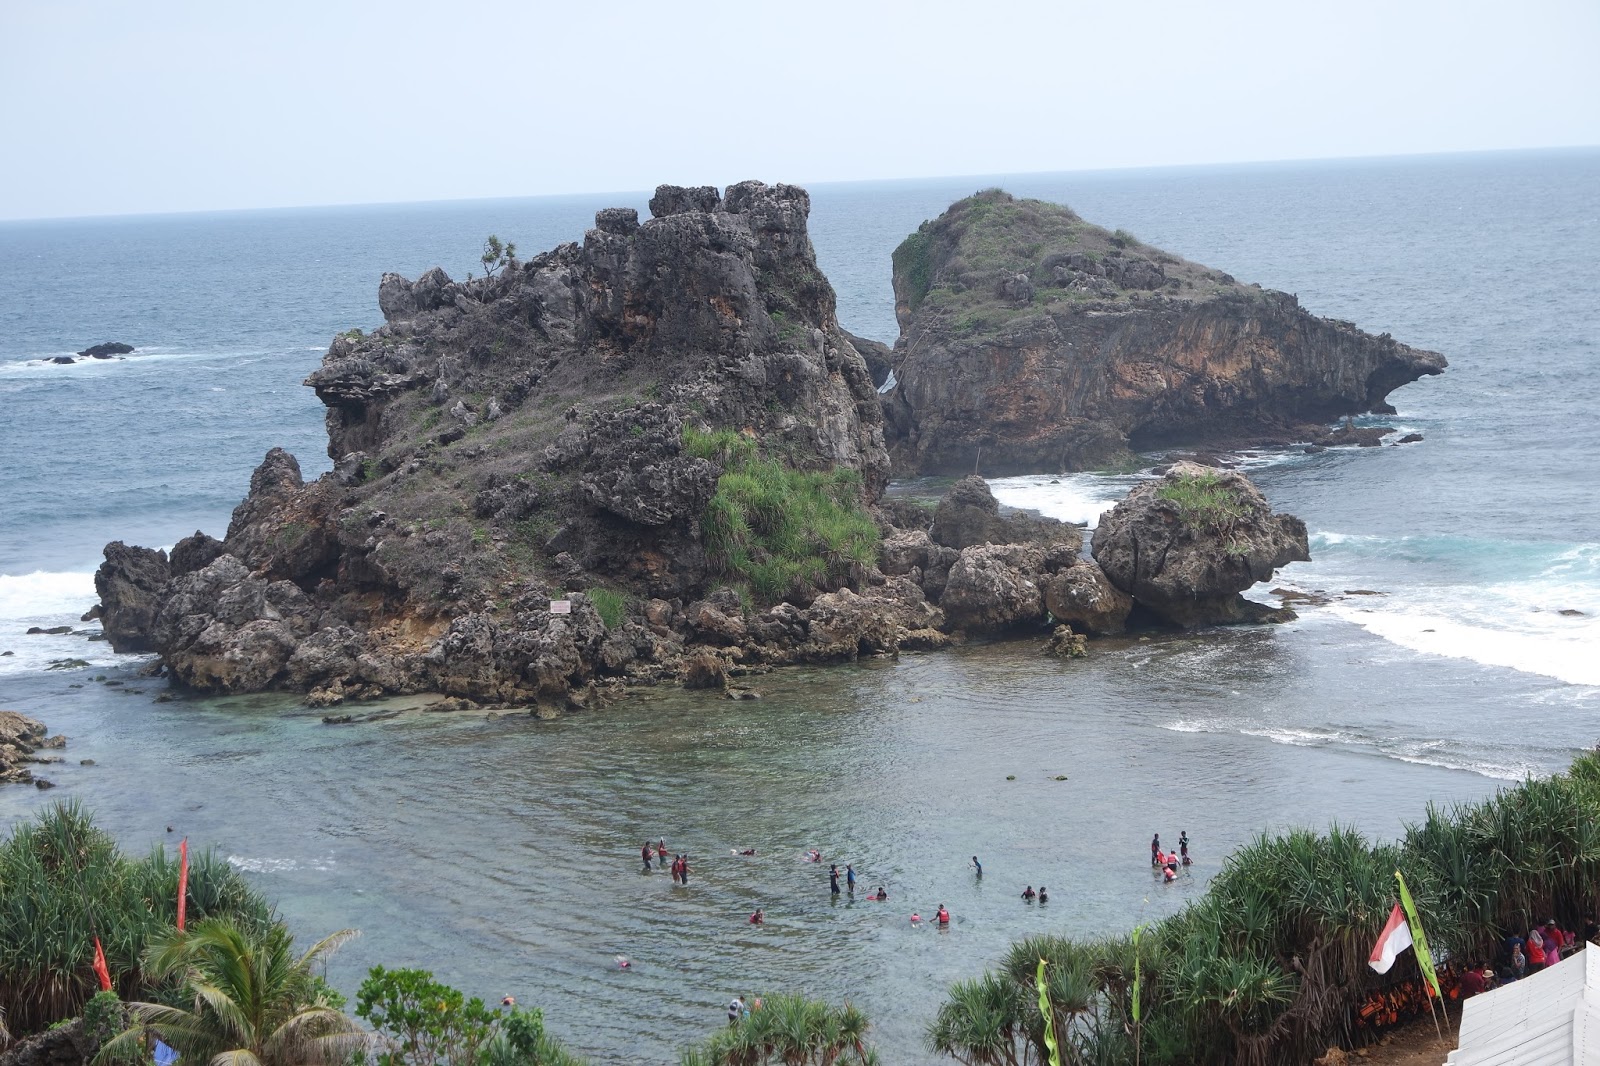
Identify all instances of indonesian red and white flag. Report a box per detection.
[1369,903,1414,974]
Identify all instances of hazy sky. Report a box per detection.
[3,0,1597,220]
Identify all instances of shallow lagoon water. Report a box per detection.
[0,622,1569,1060]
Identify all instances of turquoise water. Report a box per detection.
[2,149,1598,1060]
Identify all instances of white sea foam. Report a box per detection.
[0,569,136,677]
[226,854,338,874]
[988,472,1147,528]
[1306,534,1600,687]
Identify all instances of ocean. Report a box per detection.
[2,148,1597,1061]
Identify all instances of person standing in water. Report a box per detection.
[1179,831,1190,862]
[1150,834,1161,867]
[680,855,691,885]
[971,856,983,877]
[829,865,840,896]
[936,904,950,926]
[846,864,856,892]
[1022,886,1037,902]
[670,855,682,885]
[1038,886,1049,904]
[641,842,653,871]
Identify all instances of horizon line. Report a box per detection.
[3,143,1596,226]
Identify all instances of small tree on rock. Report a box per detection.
[481,236,517,278]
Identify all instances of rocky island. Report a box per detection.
[880,190,1446,474]
[89,181,1433,708]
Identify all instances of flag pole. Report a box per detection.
[1395,871,1445,1046]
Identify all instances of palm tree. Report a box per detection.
[97,917,365,1066]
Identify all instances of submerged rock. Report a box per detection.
[1091,461,1309,627]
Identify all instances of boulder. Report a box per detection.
[940,544,1050,633]
[683,652,728,689]
[1045,624,1088,658]
[1042,561,1133,635]
[930,476,1083,553]
[92,541,172,652]
[1,710,53,786]
[1091,461,1309,627]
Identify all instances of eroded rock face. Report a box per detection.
[92,542,171,652]
[90,182,892,704]
[1091,461,1309,627]
[1,710,60,787]
[883,190,1447,475]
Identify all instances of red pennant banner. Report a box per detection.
[92,936,112,992]
[177,837,189,932]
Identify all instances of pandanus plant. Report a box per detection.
[928,747,1600,1066]
[682,994,875,1066]
[0,801,270,1037]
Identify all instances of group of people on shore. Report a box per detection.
[1150,831,1192,881]
[1456,919,1598,998]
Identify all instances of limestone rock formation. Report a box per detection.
[882,190,1447,475]
[92,182,897,706]
[1,711,64,787]
[930,475,1083,552]
[1091,461,1310,627]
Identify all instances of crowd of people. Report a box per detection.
[1459,918,1599,996]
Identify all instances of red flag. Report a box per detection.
[177,837,189,932]
[92,936,112,992]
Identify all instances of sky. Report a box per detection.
[1,0,1597,221]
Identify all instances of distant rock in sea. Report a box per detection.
[880,190,1447,475]
[77,341,134,358]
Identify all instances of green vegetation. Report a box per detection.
[480,236,517,278]
[893,227,936,314]
[931,748,1600,1066]
[99,918,364,1066]
[356,966,582,1066]
[3,805,587,1065]
[681,994,876,1066]
[586,587,628,630]
[685,427,879,603]
[1155,472,1252,533]
[0,801,272,1035]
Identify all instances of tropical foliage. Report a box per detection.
[930,748,1600,1066]
[0,801,272,1037]
[97,917,364,1066]
[357,966,583,1066]
[680,994,877,1066]
[684,426,879,603]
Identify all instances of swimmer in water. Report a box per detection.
[501,995,516,1007]
[1038,886,1049,904]
[749,908,765,925]
[1022,886,1037,902]
[910,912,922,925]
[874,886,888,901]
[616,955,631,969]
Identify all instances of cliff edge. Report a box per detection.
[882,190,1447,475]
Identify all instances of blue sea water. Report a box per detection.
[2,149,1598,1060]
